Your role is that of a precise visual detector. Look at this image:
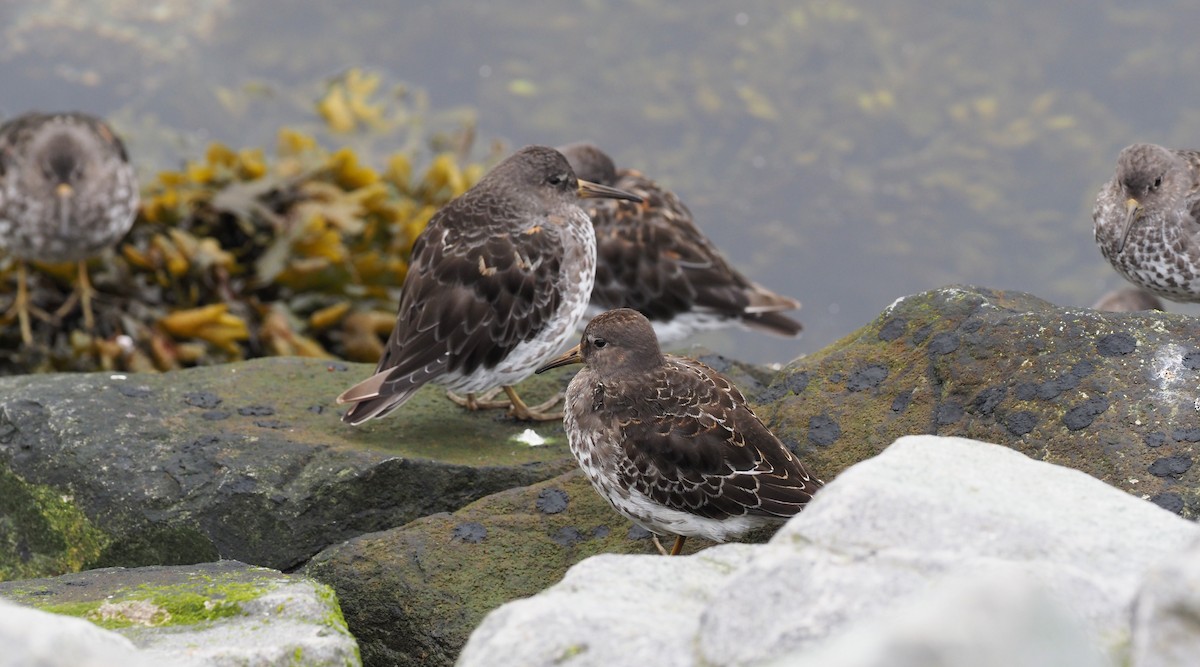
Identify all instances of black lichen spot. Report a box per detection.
[115,385,151,398]
[326,362,350,372]
[969,386,1006,416]
[1071,360,1096,378]
[591,525,611,539]
[911,324,933,345]
[891,390,913,413]
[808,414,841,446]
[192,434,223,447]
[451,522,487,544]
[551,527,587,547]
[307,405,325,414]
[627,525,652,540]
[928,332,960,355]
[935,402,964,425]
[1144,432,1167,448]
[759,371,810,403]
[238,405,276,416]
[1004,411,1037,436]
[847,365,888,392]
[1172,428,1200,443]
[183,392,222,409]
[1148,455,1193,478]
[536,488,569,514]
[1149,492,1185,515]
[697,353,733,374]
[1013,383,1038,401]
[200,410,230,421]
[878,317,907,341]
[1184,351,1200,370]
[959,318,983,334]
[254,419,288,429]
[1062,397,1109,431]
[1096,332,1137,357]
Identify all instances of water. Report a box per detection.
[4,0,1200,364]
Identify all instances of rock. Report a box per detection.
[0,357,574,578]
[0,596,166,667]
[1131,536,1200,667]
[0,560,359,666]
[305,469,708,667]
[459,435,1200,666]
[755,285,1200,519]
[766,568,1110,667]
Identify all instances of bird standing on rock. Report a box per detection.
[559,142,802,344]
[537,308,822,555]
[338,145,641,424]
[0,112,139,344]
[1094,143,1200,302]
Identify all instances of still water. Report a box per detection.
[4,1,1200,364]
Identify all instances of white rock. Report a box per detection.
[0,597,170,667]
[459,435,1200,667]
[1131,536,1200,667]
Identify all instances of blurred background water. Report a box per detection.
[3,0,1200,364]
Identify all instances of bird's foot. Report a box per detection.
[445,387,506,410]
[2,262,53,345]
[503,386,564,422]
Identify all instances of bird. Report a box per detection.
[1091,286,1163,313]
[537,307,822,555]
[558,142,802,344]
[1093,142,1200,303]
[337,145,641,424]
[0,111,139,344]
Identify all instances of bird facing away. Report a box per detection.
[0,112,139,343]
[537,308,822,555]
[1093,143,1200,302]
[337,145,641,424]
[558,142,802,344]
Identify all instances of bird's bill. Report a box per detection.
[535,343,583,374]
[1117,197,1140,254]
[578,179,642,203]
[55,183,74,198]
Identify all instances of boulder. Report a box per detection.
[458,435,1199,666]
[0,357,574,578]
[0,559,359,666]
[755,285,1200,519]
[0,596,166,667]
[1131,536,1200,667]
[305,469,697,667]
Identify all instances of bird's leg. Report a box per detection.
[651,535,670,556]
[445,387,507,410]
[3,262,52,345]
[669,536,687,556]
[53,260,96,331]
[502,385,563,421]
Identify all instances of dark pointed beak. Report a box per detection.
[536,343,583,374]
[578,179,641,203]
[1117,197,1141,254]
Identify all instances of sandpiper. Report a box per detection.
[338,145,641,424]
[537,307,822,555]
[1093,143,1200,302]
[0,112,139,344]
[559,142,802,344]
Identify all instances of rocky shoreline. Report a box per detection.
[1,285,1196,666]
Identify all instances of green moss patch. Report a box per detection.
[39,579,269,630]
[0,467,110,582]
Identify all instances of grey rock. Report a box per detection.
[1131,536,1200,667]
[767,568,1110,667]
[459,435,1199,667]
[0,560,358,666]
[0,596,167,667]
[0,357,574,577]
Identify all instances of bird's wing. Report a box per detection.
[588,170,799,332]
[611,357,820,520]
[339,195,566,422]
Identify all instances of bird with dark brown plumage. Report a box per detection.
[538,307,822,555]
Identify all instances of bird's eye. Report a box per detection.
[547,173,566,186]
[1153,176,1163,190]
[592,337,607,349]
